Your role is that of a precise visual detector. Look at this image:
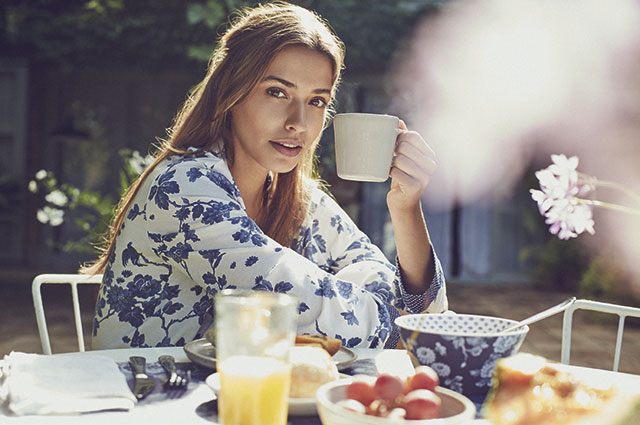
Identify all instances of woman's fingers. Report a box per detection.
[395,141,436,173]
[388,120,437,210]
[389,166,421,191]
[393,133,436,184]
[396,130,435,160]
[392,153,434,187]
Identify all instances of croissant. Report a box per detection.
[294,334,342,356]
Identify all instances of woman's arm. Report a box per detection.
[300,187,446,315]
[387,120,438,297]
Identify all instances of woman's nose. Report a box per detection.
[285,101,307,132]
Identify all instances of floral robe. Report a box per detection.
[92,150,447,350]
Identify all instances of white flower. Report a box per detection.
[36,206,65,226]
[544,198,595,240]
[28,180,38,193]
[45,190,68,207]
[567,204,595,236]
[36,209,47,224]
[531,154,596,239]
[128,151,154,175]
[548,154,579,183]
[35,169,48,180]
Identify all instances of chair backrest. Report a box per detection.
[561,299,640,371]
[31,273,103,355]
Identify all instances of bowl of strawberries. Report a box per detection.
[315,366,476,425]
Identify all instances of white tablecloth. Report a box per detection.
[2,346,639,425]
[0,347,425,425]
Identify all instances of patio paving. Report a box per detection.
[1,271,639,374]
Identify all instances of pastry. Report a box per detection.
[295,334,342,356]
[483,353,640,425]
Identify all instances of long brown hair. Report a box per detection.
[81,1,344,274]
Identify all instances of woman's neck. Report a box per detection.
[230,163,269,226]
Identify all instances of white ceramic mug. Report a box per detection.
[333,113,400,182]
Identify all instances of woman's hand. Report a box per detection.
[387,120,436,213]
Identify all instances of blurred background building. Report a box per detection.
[5,0,639,303]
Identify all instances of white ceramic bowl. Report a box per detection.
[316,378,476,425]
[395,314,529,397]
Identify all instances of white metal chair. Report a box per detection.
[31,273,103,354]
[561,299,640,371]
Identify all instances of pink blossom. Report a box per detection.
[531,154,595,239]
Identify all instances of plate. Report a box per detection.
[205,373,350,416]
[332,346,357,370]
[184,338,357,371]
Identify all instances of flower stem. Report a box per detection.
[581,175,640,204]
[577,198,640,216]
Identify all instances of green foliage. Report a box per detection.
[580,255,625,300]
[309,0,442,75]
[2,0,444,72]
[2,0,226,68]
[184,0,254,61]
[520,236,590,292]
[579,254,640,305]
[29,149,152,254]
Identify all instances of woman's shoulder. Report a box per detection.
[153,150,239,194]
[306,180,336,210]
[306,180,356,227]
[158,149,225,172]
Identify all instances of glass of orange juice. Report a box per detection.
[215,290,298,425]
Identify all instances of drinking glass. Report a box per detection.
[215,290,298,425]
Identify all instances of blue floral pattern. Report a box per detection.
[93,151,447,350]
[396,314,527,396]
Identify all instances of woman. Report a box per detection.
[87,1,447,350]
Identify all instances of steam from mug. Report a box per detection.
[333,113,400,182]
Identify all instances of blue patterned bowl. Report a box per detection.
[395,314,528,397]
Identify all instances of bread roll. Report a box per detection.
[289,346,339,398]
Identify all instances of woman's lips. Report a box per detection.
[270,141,303,157]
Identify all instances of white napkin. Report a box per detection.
[0,351,137,415]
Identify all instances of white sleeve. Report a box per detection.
[292,190,448,316]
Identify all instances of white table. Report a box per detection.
[0,347,416,425]
[3,347,639,425]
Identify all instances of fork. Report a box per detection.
[158,355,189,391]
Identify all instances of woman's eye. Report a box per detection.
[267,88,286,98]
[310,97,328,108]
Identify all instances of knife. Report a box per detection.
[129,356,156,400]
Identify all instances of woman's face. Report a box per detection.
[229,45,334,179]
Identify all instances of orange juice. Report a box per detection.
[218,355,292,425]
